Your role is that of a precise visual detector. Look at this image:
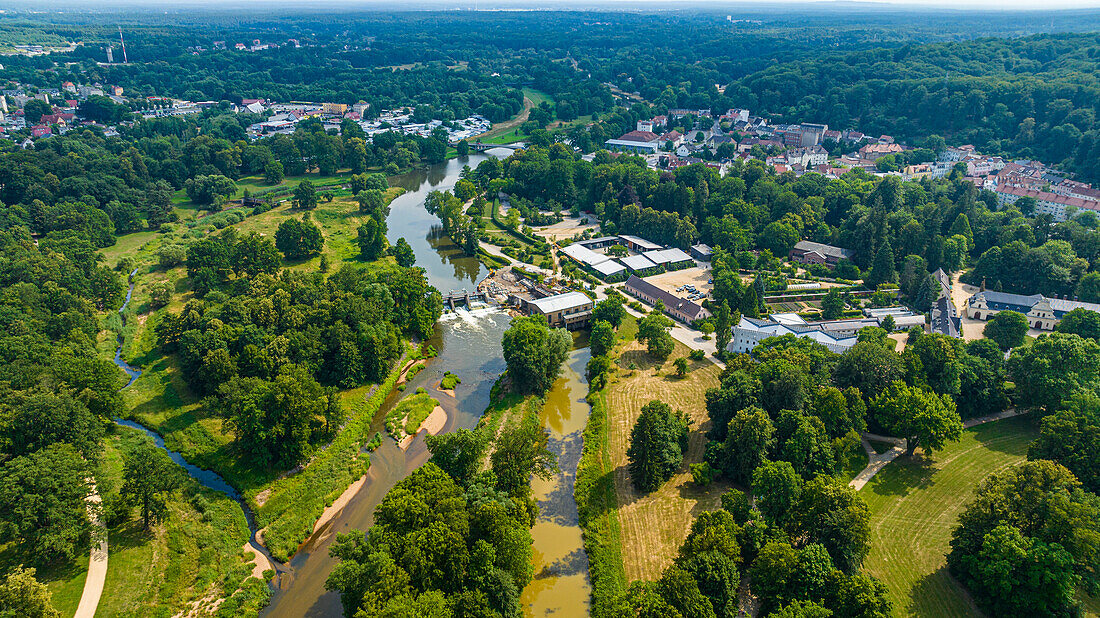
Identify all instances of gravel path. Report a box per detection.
[849,408,1028,491]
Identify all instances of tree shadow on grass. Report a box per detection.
[968,414,1038,457]
[866,454,937,498]
[109,519,155,552]
[616,349,664,373]
[680,478,733,517]
[610,463,647,509]
[908,565,980,618]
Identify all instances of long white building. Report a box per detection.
[728,314,859,355]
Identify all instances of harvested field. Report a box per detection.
[606,332,724,581]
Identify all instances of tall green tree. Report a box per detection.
[871,381,963,456]
[627,400,690,493]
[501,315,571,394]
[275,214,324,260]
[121,438,183,528]
[425,428,487,487]
[637,302,675,361]
[357,216,386,261]
[983,310,1028,350]
[0,566,60,618]
[716,406,775,484]
[592,293,626,327]
[0,444,92,563]
[1008,332,1100,412]
[392,237,416,267]
[714,300,732,354]
[820,288,844,320]
[590,320,615,357]
[864,238,896,289]
[491,411,558,498]
[294,179,318,209]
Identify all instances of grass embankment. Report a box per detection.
[96,426,269,617]
[256,354,406,561]
[575,367,627,616]
[861,415,1039,618]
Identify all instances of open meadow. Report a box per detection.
[604,318,726,581]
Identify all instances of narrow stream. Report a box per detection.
[109,269,285,572]
[522,346,594,617]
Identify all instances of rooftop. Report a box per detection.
[791,240,855,260]
[642,248,693,265]
[621,254,658,271]
[561,243,612,266]
[625,275,705,320]
[529,291,593,314]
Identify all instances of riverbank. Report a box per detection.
[255,352,408,561]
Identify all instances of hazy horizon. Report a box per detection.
[8,0,1100,12]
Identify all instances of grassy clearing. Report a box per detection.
[861,415,1039,618]
[96,426,269,617]
[605,329,725,581]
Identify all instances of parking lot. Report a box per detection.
[643,266,713,302]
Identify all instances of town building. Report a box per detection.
[965,290,1100,330]
[690,243,713,261]
[788,240,855,268]
[604,130,660,154]
[624,275,706,323]
[927,268,962,338]
[619,235,663,253]
[859,142,904,161]
[993,184,1100,222]
[642,248,694,270]
[620,254,659,275]
[527,291,594,330]
[728,315,858,355]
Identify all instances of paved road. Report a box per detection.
[848,408,1028,491]
[596,284,725,369]
[74,481,108,618]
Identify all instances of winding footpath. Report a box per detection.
[848,407,1030,491]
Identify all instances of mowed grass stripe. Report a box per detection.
[861,415,1038,618]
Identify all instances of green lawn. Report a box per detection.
[861,415,1039,618]
[522,87,552,107]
